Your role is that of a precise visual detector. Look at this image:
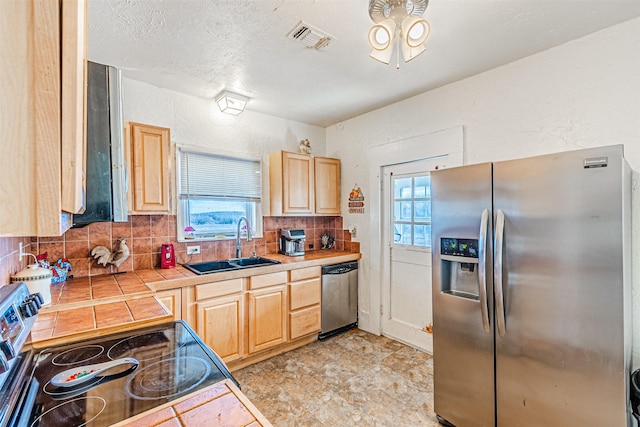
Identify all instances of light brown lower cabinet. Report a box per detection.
[168,266,325,367]
[188,279,245,363]
[156,288,181,321]
[288,266,322,340]
[197,294,244,362]
[247,285,287,354]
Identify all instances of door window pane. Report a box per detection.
[392,174,431,248]
[394,178,412,199]
[414,224,431,247]
[400,224,412,245]
[414,176,431,197]
[414,201,430,221]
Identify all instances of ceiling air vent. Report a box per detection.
[287,21,335,50]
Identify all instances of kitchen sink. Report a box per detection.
[229,257,281,267]
[182,260,237,274]
[183,257,281,275]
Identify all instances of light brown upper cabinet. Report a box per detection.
[0,0,87,236]
[126,122,171,214]
[314,156,341,215]
[269,151,341,216]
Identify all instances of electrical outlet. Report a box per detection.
[349,226,357,238]
[187,245,200,255]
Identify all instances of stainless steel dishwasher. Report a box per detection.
[319,261,358,340]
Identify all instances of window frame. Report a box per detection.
[391,172,432,250]
[176,148,264,242]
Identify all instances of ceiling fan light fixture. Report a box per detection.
[401,40,426,62]
[368,18,395,50]
[368,0,430,68]
[370,44,395,64]
[215,90,249,115]
[402,15,430,47]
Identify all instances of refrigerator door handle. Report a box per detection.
[494,209,507,337]
[478,208,491,333]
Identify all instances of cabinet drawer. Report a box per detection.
[289,305,321,340]
[249,271,288,290]
[289,278,321,311]
[195,278,243,300]
[289,266,321,282]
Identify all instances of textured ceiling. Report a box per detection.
[88,0,640,127]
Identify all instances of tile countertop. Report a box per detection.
[25,251,358,427]
[113,380,273,427]
[29,250,361,348]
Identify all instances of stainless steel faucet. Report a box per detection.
[235,217,252,258]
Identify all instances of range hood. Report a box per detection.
[72,61,128,227]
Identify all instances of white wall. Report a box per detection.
[122,79,326,160]
[121,79,326,216]
[327,18,640,364]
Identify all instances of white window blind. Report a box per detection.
[179,150,261,200]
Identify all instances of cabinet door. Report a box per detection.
[128,122,171,213]
[314,156,341,215]
[156,288,181,321]
[0,0,77,236]
[283,152,314,214]
[197,295,244,362]
[270,151,314,215]
[248,286,287,354]
[61,0,87,215]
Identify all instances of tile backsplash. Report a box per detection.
[0,236,33,285]
[0,215,358,282]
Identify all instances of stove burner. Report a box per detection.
[125,356,210,401]
[51,345,104,366]
[107,327,186,362]
[29,396,106,427]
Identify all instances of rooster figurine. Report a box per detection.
[90,237,130,272]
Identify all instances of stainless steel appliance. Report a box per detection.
[431,145,631,427]
[319,261,358,340]
[279,229,306,256]
[0,282,237,427]
[72,61,128,227]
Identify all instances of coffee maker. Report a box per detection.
[279,229,306,256]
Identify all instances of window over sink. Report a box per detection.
[177,149,263,241]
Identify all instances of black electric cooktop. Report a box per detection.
[24,321,235,427]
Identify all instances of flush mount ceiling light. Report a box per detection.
[215,90,249,115]
[368,0,430,69]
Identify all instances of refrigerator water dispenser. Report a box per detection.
[440,237,480,300]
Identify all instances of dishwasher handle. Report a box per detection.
[322,261,358,275]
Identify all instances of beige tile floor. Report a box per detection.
[234,329,441,426]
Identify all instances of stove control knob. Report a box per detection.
[27,295,42,309]
[0,352,8,374]
[31,292,44,306]
[19,300,38,318]
[0,341,15,361]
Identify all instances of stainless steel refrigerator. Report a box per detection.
[431,145,632,427]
